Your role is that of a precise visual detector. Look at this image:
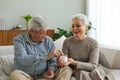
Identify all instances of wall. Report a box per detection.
[0,0,86,30]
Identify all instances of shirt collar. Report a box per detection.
[25,32,45,44]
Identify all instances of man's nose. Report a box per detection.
[40,33,45,37]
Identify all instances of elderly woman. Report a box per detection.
[58,13,102,80]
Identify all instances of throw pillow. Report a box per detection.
[0,65,9,80]
[112,51,120,69]
[99,47,120,69]
[99,47,117,68]
[54,35,66,51]
[0,64,6,76]
[0,54,14,75]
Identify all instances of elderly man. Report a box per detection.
[10,15,72,80]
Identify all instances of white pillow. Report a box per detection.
[0,54,14,75]
[0,64,6,76]
[54,35,66,51]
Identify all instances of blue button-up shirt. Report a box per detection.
[13,32,57,76]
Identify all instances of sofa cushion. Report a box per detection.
[110,70,120,80]
[0,54,14,75]
[99,64,120,80]
[0,75,9,80]
[54,35,66,51]
[99,47,120,69]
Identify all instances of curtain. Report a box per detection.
[87,0,120,47]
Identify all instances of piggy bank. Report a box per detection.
[59,55,68,64]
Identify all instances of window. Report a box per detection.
[87,0,120,47]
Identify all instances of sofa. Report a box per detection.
[0,36,120,80]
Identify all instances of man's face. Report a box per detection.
[30,28,47,42]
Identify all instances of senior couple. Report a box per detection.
[10,13,101,80]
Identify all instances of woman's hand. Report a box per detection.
[57,56,70,67]
[43,68,54,80]
[57,56,77,67]
[68,58,77,66]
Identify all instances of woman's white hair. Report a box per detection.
[72,13,89,25]
[28,15,48,31]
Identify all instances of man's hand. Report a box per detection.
[43,68,54,80]
[48,50,64,59]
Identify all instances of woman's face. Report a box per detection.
[71,18,88,38]
[30,28,47,42]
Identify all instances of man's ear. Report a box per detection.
[29,28,33,33]
[29,28,34,35]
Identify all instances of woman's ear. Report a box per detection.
[85,24,88,31]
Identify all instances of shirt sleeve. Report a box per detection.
[14,38,49,66]
[47,38,58,71]
[76,41,99,71]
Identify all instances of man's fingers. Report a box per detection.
[55,51,61,57]
[52,50,64,58]
[58,50,64,56]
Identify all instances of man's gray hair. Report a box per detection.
[28,15,48,31]
[72,13,89,25]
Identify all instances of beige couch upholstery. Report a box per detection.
[99,44,120,80]
[0,39,120,80]
[100,45,120,69]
